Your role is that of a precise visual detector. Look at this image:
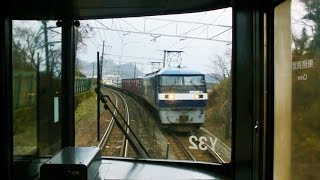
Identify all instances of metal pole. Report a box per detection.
[61,19,75,147]
[101,41,105,77]
[163,50,166,68]
[166,143,170,159]
[134,62,136,78]
[42,21,49,74]
[97,52,100,141]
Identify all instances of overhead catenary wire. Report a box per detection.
[81,25,231,43]
[208,27,232,39]
[120,18,143,32]
[112,19,124,43]
[94,20,104,42]
[95,19,110,45]
[88,21,101,48]
[83,28,99,49]
[178,9,228,50]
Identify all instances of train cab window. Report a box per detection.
[160,76,183,86]
[273,0,320,179]
[184,76,206,86]
[74,8,232,165]
[277,0,320,179]
[11,20,63,178]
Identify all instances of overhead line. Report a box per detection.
[81,25,231,43]
[83,29,98,48]
[145,17,231,28]
[105,53,162,61]
[120,18,142,32]
[112,19,124,43]
[147,21,175,33]
[94,20,104,42]
[168,11,208,49]
[209,28,232,39]
[87,22,101,48]
[179,9,228,50]
[95,20,110,45]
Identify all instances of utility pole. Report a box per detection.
[133,62,136,78]
[96,52,101,141]
[116,64,120,87]
[163,50,166,68]
[101,41,105,78]
[91,63,94,79]
[42,21,49,74]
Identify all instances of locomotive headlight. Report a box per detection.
[194,94,203,99]
[165,94,175,100]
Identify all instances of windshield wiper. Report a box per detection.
[169,80,176,90]
[190,81,199,90]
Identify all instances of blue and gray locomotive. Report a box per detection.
[122,66,208,131]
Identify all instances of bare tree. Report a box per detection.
[13,21,93,77]
[209,47,231,81]
[12,26,43,68]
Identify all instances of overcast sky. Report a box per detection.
[77,7,232,75]
[13,1,309,76]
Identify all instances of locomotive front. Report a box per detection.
[155,68,208,130]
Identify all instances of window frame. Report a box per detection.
[0,0,288,179]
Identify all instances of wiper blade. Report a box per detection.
[169,80,176,89]
[190,81,199,90]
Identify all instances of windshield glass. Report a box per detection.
[74,9,232,163]
[160,76,183,86]
[160,75,205,86]
[73,8,232,164]
[184,76,205,86]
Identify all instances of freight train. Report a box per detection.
[122,66,208,131]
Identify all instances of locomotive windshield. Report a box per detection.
[160,75,205,86]
[184,76,206,86]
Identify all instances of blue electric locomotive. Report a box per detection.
[123,66,208,131]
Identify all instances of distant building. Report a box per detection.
[102,74,118,86]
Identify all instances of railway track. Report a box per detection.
[97,88,150,158]
[96,87,230,163]
[98,89,129,157]
[164,131,219,163]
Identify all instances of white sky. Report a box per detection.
[13,1,311,75]
[77,7,232,74]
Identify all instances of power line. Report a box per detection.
[168,12,208,49]
[120,18,142,32]
[209,28,232,39]
[112,19,124,43]
[88,22,101,47]
[81,25,231,43]
[95,20,110,45]
[83,29,98,48]
[179,9,228,50]
[105,53,162,63]
[94,20,104,42]
[95,19,110,29]
[145,17,231,28]
[147,21,175,33]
